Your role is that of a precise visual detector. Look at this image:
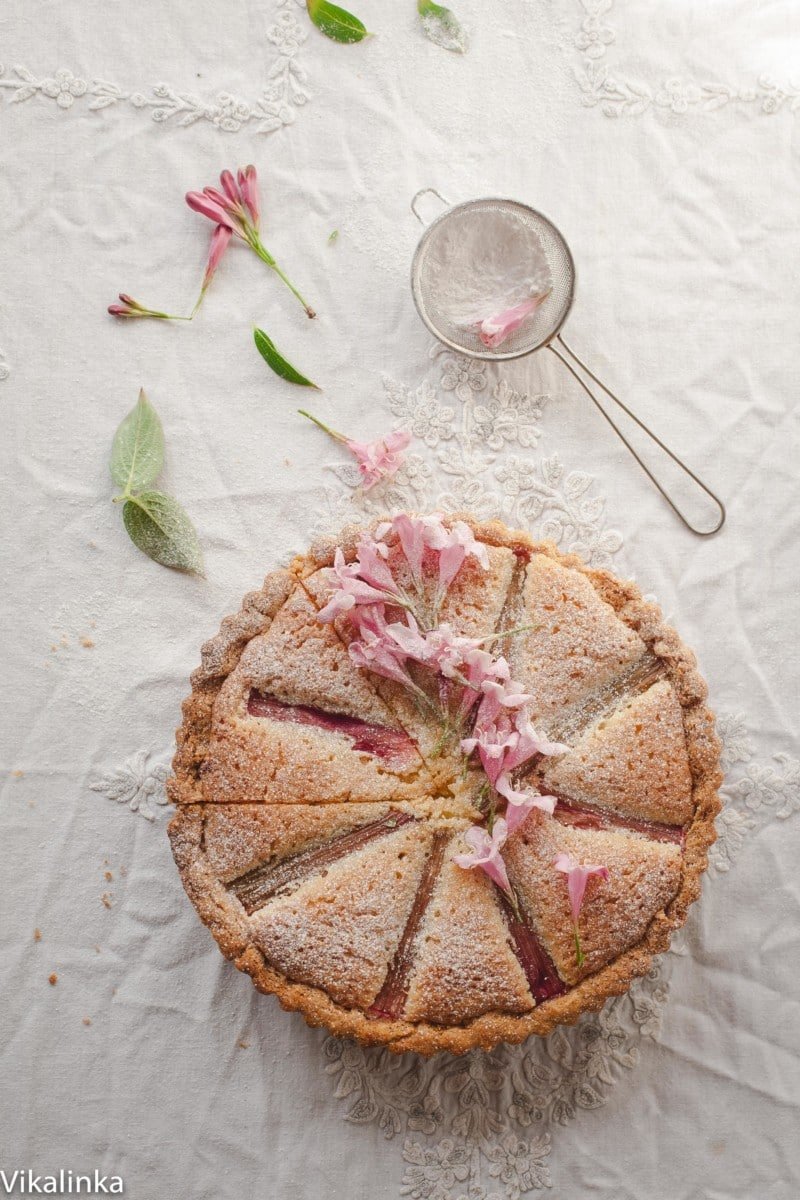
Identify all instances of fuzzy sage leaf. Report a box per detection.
[110,388,164,492]
[417,0,467,53]
[122,492,204,575]
[306,0,369,43]
[254,328,320,388]
[111,391,203,575]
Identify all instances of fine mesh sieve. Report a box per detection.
[410,190,725,536]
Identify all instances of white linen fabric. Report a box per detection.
[1,2,799,1198]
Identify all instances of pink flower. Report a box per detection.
[317,548,392,622]
[453,819,512,895]
[501,710,569,773]
[107,294,187,321]
[345,431,412,491]
[299,413,411,493]
[496,778,557,832]
[353,536,395,593]
[187,165,314,317]
[431,519,491,591]
[346,608,420,692]
[372,514,490,606]
[554,852,609,966]
[387,512,429,584]
[554,853,610,921]
[186,167,259,238]
[478,294,549,350]
[462,691,568,818]
[381,513,448,590]
[379,613,434,664]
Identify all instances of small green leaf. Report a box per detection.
[111,388,164,492]
[328,229,339,245]
[306,0,369,43]
[122,491,203,574]
[254,328,320,389]
[417,0,467,52]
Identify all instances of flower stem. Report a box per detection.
[298,410,347,443]
[486,790,497,834]
[250,236,316,318]
[478,623,538,646]
[190,287,209,319]
[506,884,522,921]
[574,925,585,967]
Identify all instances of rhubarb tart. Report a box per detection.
[168,514,721,1055]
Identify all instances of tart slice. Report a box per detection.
[248,821,435,1010]
[537,679,694,827]
[402,840,533,1025]
[200,583,431,805]
[509,552,647,727]
[504,811,683,986]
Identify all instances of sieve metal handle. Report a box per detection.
[411,188,450,225]
[548,334,726,536]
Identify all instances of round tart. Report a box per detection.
[168,514,721,1056]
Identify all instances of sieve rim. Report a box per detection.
[410,196,577,361]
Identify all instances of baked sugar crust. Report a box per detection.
[167,515,722,1056]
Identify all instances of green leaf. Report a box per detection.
[417,0,467,52]
[254,328,320,389]
[306,0,369,43]
[110,388,165,492]
[328,229,339,245]
[122,491,203,574]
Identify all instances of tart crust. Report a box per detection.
[168,515,722,1056]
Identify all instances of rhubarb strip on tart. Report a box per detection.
[168,515,722,1056]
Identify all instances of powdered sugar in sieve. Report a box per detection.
[424,205,552,330]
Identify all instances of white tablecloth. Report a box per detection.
[2,2,799,1197]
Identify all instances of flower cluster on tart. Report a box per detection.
[168,513,721,1056]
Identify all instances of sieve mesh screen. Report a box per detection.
[411,199,575,360]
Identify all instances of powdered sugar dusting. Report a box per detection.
[425,206,552,329]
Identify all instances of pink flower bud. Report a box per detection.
[219,169,241,207]
[238,164,260,227]
[201,224,232,290]
[185,191,235,230]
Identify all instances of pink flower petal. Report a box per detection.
[554,853,609,921]
[354,536,397,593]
[478,295,548,350]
